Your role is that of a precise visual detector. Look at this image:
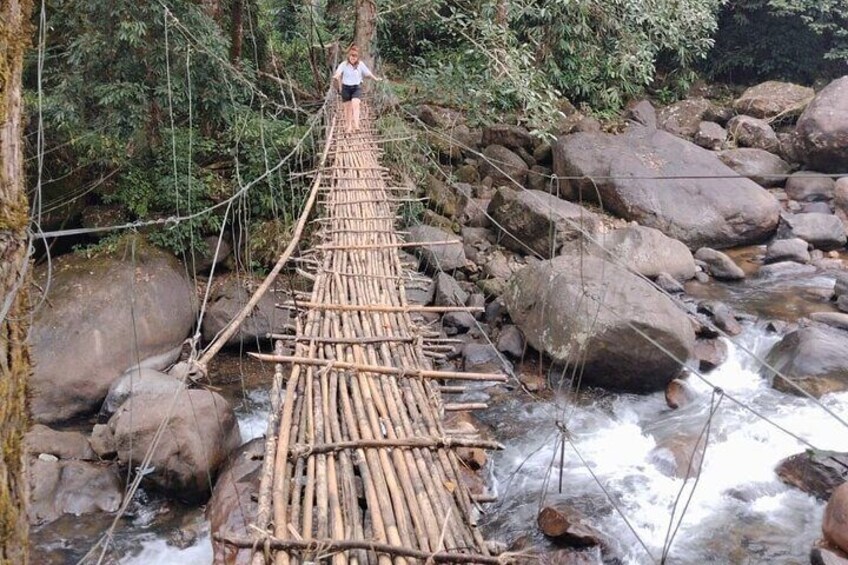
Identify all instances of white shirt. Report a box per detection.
[334,61,373,86]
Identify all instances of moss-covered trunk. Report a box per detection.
[0,0,33,562]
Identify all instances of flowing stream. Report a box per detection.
[34,256,846,564]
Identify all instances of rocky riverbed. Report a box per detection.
[28,76,848,564]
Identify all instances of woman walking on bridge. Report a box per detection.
[333,45,381,133]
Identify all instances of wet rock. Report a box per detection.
[835,178,848,226]
[776,450,848,500]
[109,389,241,500]
[796,77,848,173]
[497,325,525,358]
[758,261,818,279]
[554,127,780,248]
[576,225,696,281]
[26,425,95,461]
[727,115,779,153]
[505,255,695,392]
[693,121,727,150]
[785,172,836,202]
[209,438,263,565]
[408,225,467,272]
[779,213,847,250]
[480,144,529,187]
[30,242,195,424]
[766,238,810,264]
[734,81,815,119]
[194,235,233,273]
[89,424,116,459]
[482,124,535,152]
[656,272,685,293]
[624,99,657,128]
[824,482,848,554]
[28,459,123,524]
[803,202,835,215]
[811,546,848,565]
[698,301,743,335]
[462,343,506,373]
[201,278,292,347]
[538,547,603,565]
[488,187,600,256]
[101,367,186,418]
[694,248,745,280]
[812,312,848,332]
[665,378,697,409]
[657,98,716,138]
[537,505,605,546]
[444,311,477,333]
[763,326,848,397]
[650,433,705,478]
[719,148,792,188]
[695,338,728,372]
[434,272,469,307]
[457,447,487,470]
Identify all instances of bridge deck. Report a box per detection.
[236,104,503,564]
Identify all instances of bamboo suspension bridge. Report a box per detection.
[206,99,510,564]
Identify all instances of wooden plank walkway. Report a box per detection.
[221,103,504,564]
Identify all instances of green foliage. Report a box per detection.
[706,0,847,83]
[24,0,321,262]
[377,0,724,117]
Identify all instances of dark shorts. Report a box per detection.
[341,84,362,102]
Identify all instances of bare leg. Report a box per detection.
[343,101,352,133]
[351,98,361,132]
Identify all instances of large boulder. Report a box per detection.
[101,367,186,417]
[785,172,836,202]
[209,438,263,565]
[572,225,696,280]
[761,326,848,398]
[718,148,792,188]
[109,389,241,500]
[727,115,779,153]
[25,425,95,461]
[488,188,600,256]
[28,459,123,524]
[796,77,848,173]
[779,213,847,250]
[657,98,715,138]
[407,225,467,272]
[201,277,292,347]
[734,81,815,119]
[694,247,745,280]
[776,450,848,500]
[504,255,695,392]
[480,144,529,187]
[481,124,535,152]
[30,241,196,424]
[824,482,848,555]
[553,127,780,249]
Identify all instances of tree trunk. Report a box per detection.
[230,0,244,64]
[0,0,33,562]
[353,0,377,66]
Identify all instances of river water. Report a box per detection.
[34,255,847,564]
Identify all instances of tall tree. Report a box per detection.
[354,0,377,63]
[0,0,34,561]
